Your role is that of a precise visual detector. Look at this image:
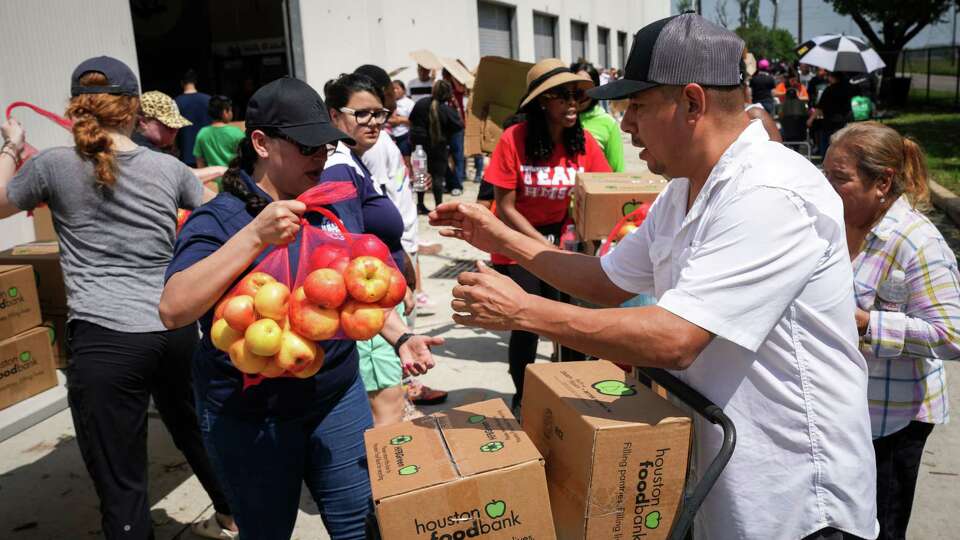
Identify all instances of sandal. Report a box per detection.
[191,514,238,539]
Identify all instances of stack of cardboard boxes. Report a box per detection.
[365,362,693,540]
[0,264,58,410]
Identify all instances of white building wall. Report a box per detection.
[297,0,669,91]
[0,0,138,250]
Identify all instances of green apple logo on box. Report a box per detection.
[592,380,637,396]
[484,500,506,519]
[398,465,419,476]
[390,435,413,446]
[19,351,31,363]
[479,441,504,453]
[467,414,486,424]
[7,287,18,298]
[645,510,661,529]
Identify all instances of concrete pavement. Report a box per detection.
[1,142,958,539]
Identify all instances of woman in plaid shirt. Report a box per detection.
[824,121,960,540]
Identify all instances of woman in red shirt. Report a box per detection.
[485,59,611,411]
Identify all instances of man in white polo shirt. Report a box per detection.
[430,13,877,540]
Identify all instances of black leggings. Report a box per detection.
[417,159,447,209]
[66,320,231,539]
[493,262,585,409]
[874,420,935,540]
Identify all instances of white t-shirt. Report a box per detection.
[392,96,415,138]
[407,77,433,102]
[362,131,418,253]
[601,121,877,540]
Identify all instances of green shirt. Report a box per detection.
[193,124,245,167]
[579,104,624,172]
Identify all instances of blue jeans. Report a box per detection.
[196,375,374,540]
[445,129,465,191]
[473,154,485,182]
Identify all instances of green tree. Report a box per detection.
[825,0,957,77]
[737,0,761,27]
[737,22,798,61]
[676,0,694,13]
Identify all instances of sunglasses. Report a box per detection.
[270,131,336,157]
[339,107,391,126]
[544,88,589,103]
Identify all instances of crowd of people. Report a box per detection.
[0,11,957,540]
[745,57,875,156]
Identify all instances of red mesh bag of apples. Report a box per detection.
[209,182,407,386]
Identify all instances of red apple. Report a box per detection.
[293,353,325,378]
[244,318,283,356]
[210,318,243,352]
[616,222,639,241]
[213,296,230,320]
[303,268,347,309]
[377,267,407,308]
[254,281,291,321]
[275,330,318,372]
[308,244,351,273]
[235,271,276,297]
[223,295,257,332]
[350,235,391,262]
[227,339,270,374]
[289,287,340,341]
[343,256,391,303]
[340,300,386,340]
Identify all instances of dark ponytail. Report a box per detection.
[220,134,269,216]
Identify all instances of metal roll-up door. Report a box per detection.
[533,13,556,61]
[571,21,587,62]
[478,2,513,58]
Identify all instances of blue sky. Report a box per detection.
[675,0,960,49]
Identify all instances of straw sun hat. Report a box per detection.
[518,58,593,110]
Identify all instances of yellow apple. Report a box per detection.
[260,359,286,378]
[293,351,325,379]
[227,339,270,374]
[275,330,318,373]
[289,287,340,341]
[210,317,243,352]
[223,295,257,332]
[244,318,283,356]
[254,281,291,321]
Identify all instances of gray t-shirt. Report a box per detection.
[7,146,203,332]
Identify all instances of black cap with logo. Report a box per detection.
[588,13,745,100]
[70,56,140,97]
[245,77,355,147]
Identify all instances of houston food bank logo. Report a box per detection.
[414,499,521,539]
[0,351,36,381]
[0,286,25,310]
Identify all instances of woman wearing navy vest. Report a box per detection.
[159,77,438,540]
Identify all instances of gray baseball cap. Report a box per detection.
[588,13,744,100]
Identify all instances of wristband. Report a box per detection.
[393,332,415,356]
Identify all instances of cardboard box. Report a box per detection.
[366,398,558,540]
[0,326,58,410]
[465,56,533,156]
[31,206,57,242]
[0,266,42,341]
[41,309,68,369]
[574,172,669,241]
[0,243,66,311]
[522,361,692,540]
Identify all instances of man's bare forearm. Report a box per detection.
[500,235,632,307]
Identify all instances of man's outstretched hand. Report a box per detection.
[451,261,531,331]
[428,202,515,255]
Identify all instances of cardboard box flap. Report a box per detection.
[365,415,458,501]
[577,171,668,195]
[465,56,533,155]
[526,362,691,430]
[435,398,543,477]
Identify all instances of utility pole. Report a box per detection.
[797,0,803,43]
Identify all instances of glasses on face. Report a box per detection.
[339,107,390,126]
[544,88,589,103]
[270,132,336,157]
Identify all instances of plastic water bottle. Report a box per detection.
[411,145,428,193]
[875,269,909,312]
[560,223,578,251]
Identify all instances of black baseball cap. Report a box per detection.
[588,13,744,100]
[70,56,140,97]
[245,77,354,147]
